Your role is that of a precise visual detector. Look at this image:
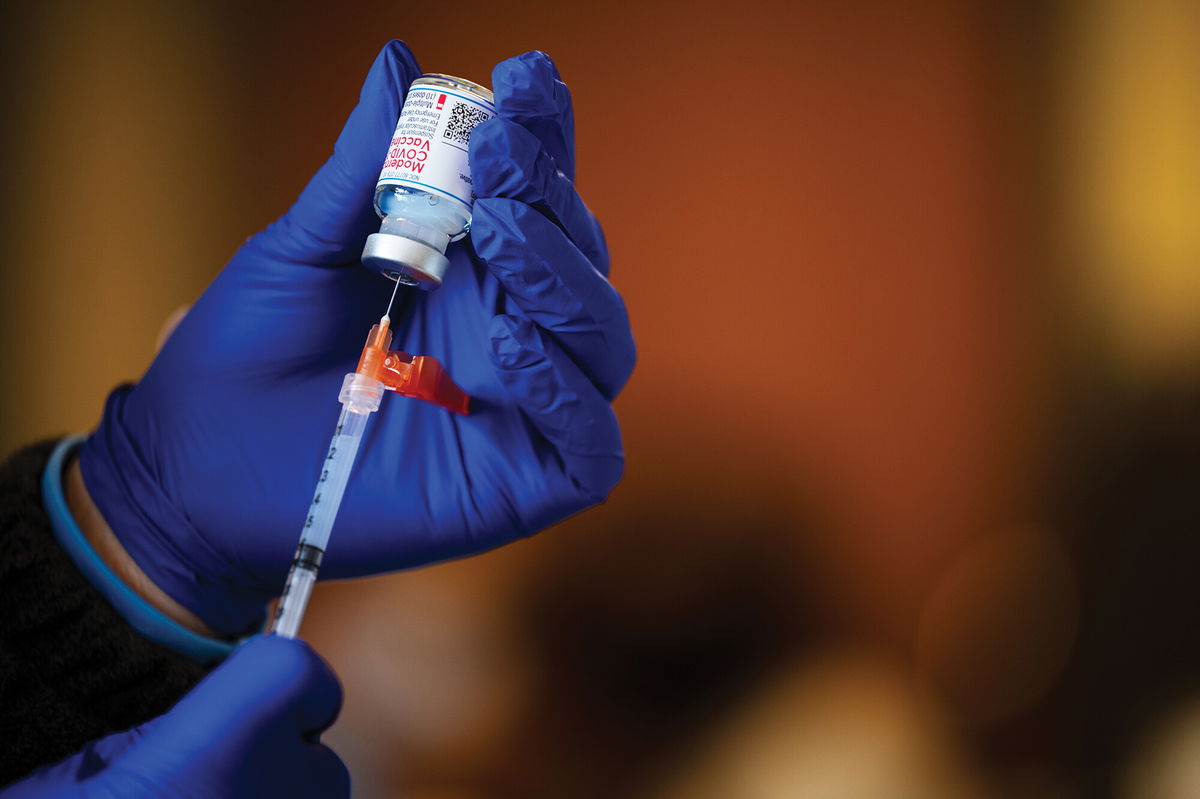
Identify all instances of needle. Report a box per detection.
[382,274,403,325]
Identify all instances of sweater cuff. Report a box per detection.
[0,440,211,784]
[42,436,236,665]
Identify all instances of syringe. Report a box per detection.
[270,309,395,637]
[268,331,385,637]
[269,281,470,638]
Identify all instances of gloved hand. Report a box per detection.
[79,42,634,635]
[2,636,349,798]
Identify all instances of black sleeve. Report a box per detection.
[0,440,210,785]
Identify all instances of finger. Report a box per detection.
[474,198,635,399]
[489,314,624,502]
[492,51,576,181]
[470,118,609,274]
[256,40,421,267]
[196,636,344,737]
[264,636,345,736]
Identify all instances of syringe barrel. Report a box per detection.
[269,379,380,637]
[272,561,318,639]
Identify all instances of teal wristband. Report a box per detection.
[41,436,236,664]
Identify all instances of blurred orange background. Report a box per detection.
[2,0,1198,796]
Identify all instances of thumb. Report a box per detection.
[160,635,344,743]
[257,40,421,267]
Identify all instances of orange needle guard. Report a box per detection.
[354,321,470,415]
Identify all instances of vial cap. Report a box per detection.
[361,232,451,289]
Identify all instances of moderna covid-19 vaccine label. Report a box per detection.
[376,85,496,213]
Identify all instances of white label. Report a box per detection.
[376,86,496,213]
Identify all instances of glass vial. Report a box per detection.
[360,73,496,289]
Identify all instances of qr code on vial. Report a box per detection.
[444,102,490,145]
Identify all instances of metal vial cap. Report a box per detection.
[361,232,451,290]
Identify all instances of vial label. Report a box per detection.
[377,86,496,213]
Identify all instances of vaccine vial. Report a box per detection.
[361,73,496,289]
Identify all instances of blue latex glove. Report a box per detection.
[79,42,633,635]
[2,636,349,798]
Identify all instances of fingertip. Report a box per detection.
[379,38,420,69]
[273,40,422,266]
[491,50,575,179]
[492,51,560,104]
[521,49,561,77]
[373,39,422,88]
[348,40,422,148]
[492,50,556,88]
[492,50,568,121]
[250,635,344,735]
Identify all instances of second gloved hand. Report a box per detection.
[79,42,634,635]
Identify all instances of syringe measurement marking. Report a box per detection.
[271,409,370,637]
[302,430,362,550]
